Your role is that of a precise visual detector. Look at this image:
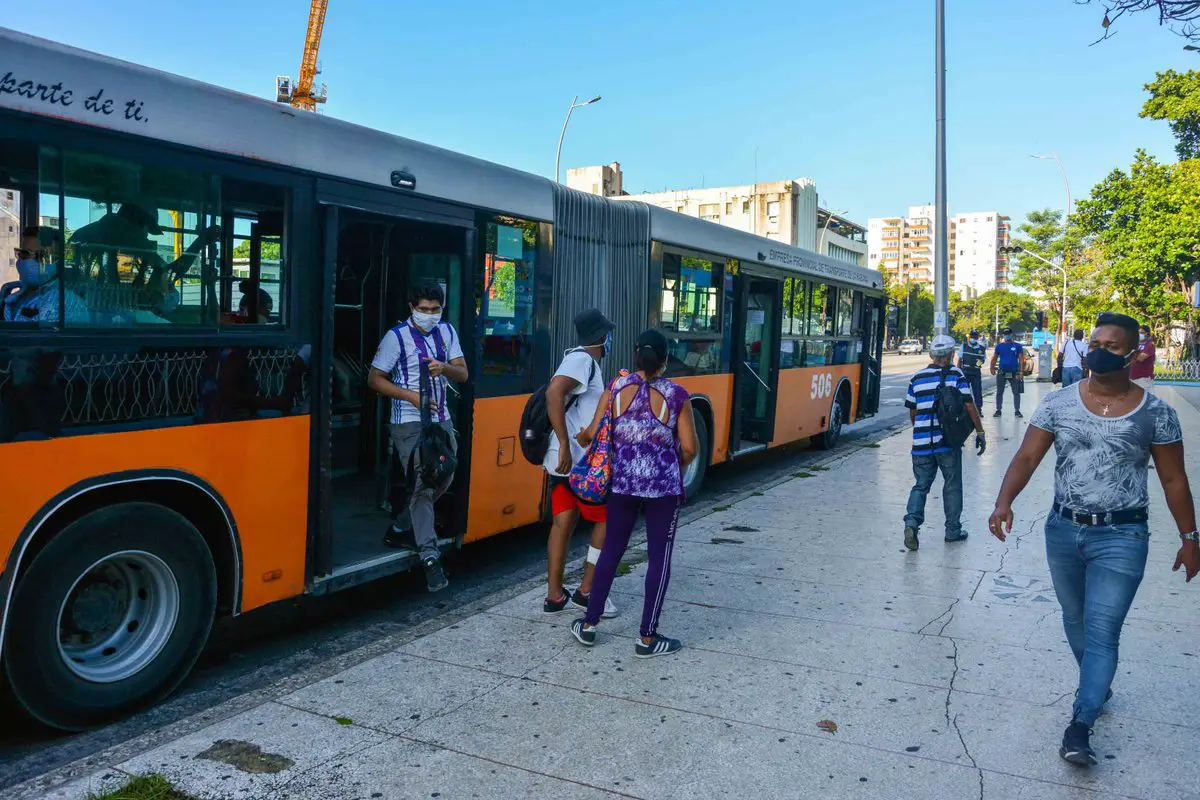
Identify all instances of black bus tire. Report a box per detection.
[4,502,217,731]
[682,407,710,502]
[811,388,847,451]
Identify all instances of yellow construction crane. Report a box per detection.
[275,0,329,111]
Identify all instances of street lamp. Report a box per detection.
[817,208,849,255]
[554,95,601,185]
[1031,153,1072,221]
[1001,244,1068,342]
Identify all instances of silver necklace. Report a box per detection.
[1085,379,1130,416]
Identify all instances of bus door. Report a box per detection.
[857,295,884,417]
[730,275,783,452]
[312,191,475,588]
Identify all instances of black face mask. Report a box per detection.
[1086,347,1132,375]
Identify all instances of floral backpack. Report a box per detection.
[568,371,626,505]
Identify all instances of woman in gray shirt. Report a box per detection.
[988,313,1199,768]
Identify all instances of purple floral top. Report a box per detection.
[609,373,691,499]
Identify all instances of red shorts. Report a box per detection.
[551,481,607,523]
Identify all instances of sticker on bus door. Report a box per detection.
[810,373,833,400]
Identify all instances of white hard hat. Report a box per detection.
[929,334,957,356]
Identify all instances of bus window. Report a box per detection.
[808,282,832,337]
[660,251,722,377]
[837,288,854,337]
[779,278,807,368]
[477,217,537,379]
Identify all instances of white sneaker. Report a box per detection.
[571,589,618,618]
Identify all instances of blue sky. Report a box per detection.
[7,1,1195,228]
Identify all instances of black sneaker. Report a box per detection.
[571,588,618,618]
[570,618,596,647]
[944,531,968,543]
[1014,410,1024,419]
[904,526,920,551]
[1059,720,1096,766]
[544,589,574,614]
[993,410,1002,417]
[383,524,417,550]
[636,634,682,659]
[423,558,449,593]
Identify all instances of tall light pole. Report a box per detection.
[817,208,849,254]
[1002,245,1067,343]
[933,0,949,336]
[1031,153,1072,222]
[555,95,601,184]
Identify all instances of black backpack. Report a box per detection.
[409,360,458,489]
[934,367,975,448]
[519,354,597,465]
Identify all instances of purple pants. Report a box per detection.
[585,492,682,637]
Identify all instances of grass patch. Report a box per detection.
[751,491,764,497]
[792,471,815,478]
[88,775,195,800]
[712,504,733,512]
[616,562,632,577]
[861,443,882,449]
[809,465,831,472]
[335,717,353,725]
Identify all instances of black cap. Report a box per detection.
[1001,327,1013,336]
[635,328,668,361]
[574,308,615,346]
[969,330,980,336]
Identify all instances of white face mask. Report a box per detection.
[411,309,442,332]
[16,257,54,288]
[968,338,979,346]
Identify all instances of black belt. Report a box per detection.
[1053,503,1148,526]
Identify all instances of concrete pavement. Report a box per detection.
[17,383,1200,800]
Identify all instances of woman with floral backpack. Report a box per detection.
[569,329,698,657]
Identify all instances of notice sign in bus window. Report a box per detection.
[496,225,524,260]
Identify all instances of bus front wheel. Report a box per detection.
[811,388,847,451]
[4,503,217,731]
[682,406,710,501]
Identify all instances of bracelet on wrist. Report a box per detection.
[1181,531,1200,543]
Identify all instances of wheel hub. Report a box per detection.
[69,580,128,637]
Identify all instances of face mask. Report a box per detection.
[602,331,613,357]
[1140,332,1149,342]
[1086,346,1133,375]
[968,339,979,346]
[411,310,441,332]
[16,258,51,287]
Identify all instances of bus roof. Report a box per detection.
[2,28,883,293]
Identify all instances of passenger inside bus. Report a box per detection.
[2,226,89,324]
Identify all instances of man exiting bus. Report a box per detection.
[543,309,618,618]
[368,285,468,592]
[903,335,986,550]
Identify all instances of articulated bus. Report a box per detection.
[0,28,884,730]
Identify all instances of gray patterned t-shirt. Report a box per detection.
[1030,384,1182,512]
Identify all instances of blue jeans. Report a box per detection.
[1062,366,1084,387]
[1044,511,1148,726]
[904,449,963,537]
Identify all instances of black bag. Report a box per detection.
[518,355,597,465]
[934,367,975,448]
[1051,365,1063,384]
[409,359,457,489]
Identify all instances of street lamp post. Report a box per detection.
[817,208,849,255]
[933,0,949,335]
[1002,245,1067,344]
[554,95,601,184]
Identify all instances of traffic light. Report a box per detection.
[1036,310,1046,329]
[999,245,1023,255]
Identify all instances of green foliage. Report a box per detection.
[886,283,935,337]
[951,289,1036,338]
[1009,209,1108,331]
[1141,70,1200,161]
[231,240,282,261]
[88,774,193,800]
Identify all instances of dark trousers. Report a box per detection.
[962,369,983,409]
[586,492,682,637]
[995,370,1022,412]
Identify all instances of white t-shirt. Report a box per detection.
[1060,338,1087,370]
[543,349,604,476]
[370,319,464,425]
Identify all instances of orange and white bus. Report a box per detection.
[0,28,884,730]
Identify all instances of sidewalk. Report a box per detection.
[21,384,1200,800]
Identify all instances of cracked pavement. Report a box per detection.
[15,383,1200,800]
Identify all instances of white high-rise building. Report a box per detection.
[868,206,1011,296]
[867,205,940,291]
[951,212,1011,296]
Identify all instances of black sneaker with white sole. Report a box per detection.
[423,558,449,593]
[382,524,417,550]
[571,588,618,618]
[1059,720,1097,766]
[570,618,596,647]
[543,589,574,614]
[635,634,682,659]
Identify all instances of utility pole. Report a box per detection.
[933,0,949,336]
[906,287,912,338]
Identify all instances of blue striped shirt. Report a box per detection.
[904,365,974,455]
[370,319,464,424]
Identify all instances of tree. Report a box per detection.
[1141,70,1200,160]
[1074,1,1200,44]
[232,240,282,261]
[887,283,934,337]
[974,289,1038,337]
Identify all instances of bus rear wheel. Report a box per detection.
[4,503,217,731]
[682,406,710,501]
[811,388,847,451]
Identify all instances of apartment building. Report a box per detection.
[868,206,1010,296]
[1,188,19,287]
[566,162,626,198]
[815,208,869,266]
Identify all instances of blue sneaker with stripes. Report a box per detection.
[635,634,681,659]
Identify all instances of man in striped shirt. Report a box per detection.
[902,334,986,551]
[368,285,468,592]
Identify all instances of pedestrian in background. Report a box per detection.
[541,308,617,618]
[957,329,987,410]
[1058,328,1089,388]
[903,334,986,551]
[989,312,1199,767]
[990,327,1026,418]
[571,329,698,658]
[1130,324,1156,393]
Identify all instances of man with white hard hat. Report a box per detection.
[901,334,987,551]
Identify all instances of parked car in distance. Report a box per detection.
[898,339,923,355]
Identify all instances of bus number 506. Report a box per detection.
[810,373,833,400]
